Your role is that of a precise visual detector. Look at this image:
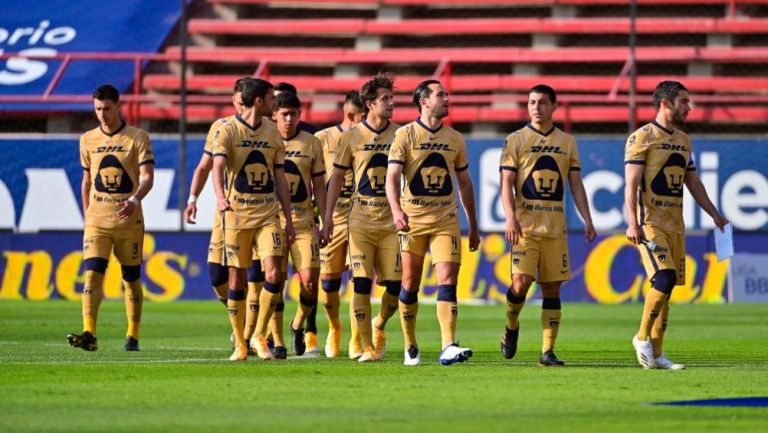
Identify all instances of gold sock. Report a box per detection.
[399,288,419,348]
[375,287,399,329]
[254,281,281,340]
[505,288,526,331]
[638,288,667,341]
[124,279,143,339]
[353,293,373,349]
[227,289,246,348]
[436,301,457,348]
[349,300,359,344]
[321,279,342,330]
[270,302,285,347]
[244,281,262,341]
[293,295,315,330]
[541,298,562,352]
[82,270,104,335]
[651,299,670,357]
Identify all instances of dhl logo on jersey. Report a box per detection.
[362,143,391,152]
[418,143,454,151]
[236,140,271,149]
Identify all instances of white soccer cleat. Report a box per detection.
[632,335,657,369]
[439,343,473,366]
[403,345,421,366]
[654,353,685,370]
[358,347,380,363]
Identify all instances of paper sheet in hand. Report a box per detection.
[714,223,734,262]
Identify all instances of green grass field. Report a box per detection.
[1,301,767,433]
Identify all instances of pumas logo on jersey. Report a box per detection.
[522,155,563,201]
[658,254,666,262]
[651,153,686,197]
[410,153,452,197]
[358,153,388,197]
[95,155,133,194]
[283,160,308,203]
[235,151,274,194]
[362,143,391,151]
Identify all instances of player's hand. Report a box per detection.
[116,200,137,220]
[505,215,522,245]
[316,225,327,248]
[626,223,643,245]
[284,221,296,246]
[713,214,729,232]
[217,198,232,212]
[584,221,597,243]
[321,220,333,246]
[468,227,481,252]
[184,202,198,224]
[393,209,410,232]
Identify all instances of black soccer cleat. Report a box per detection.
[500,326,519,359]
[67,331,98,352]
[124,337,140,352]
[290,326,306,356]
[538,350,566,367]
[272,346,288,360]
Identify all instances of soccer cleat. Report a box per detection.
[271,346,288,360]
[373,325,387,359]
[538,350,565,367]
[124,337,140,352]
[325,327,341,358]
[500,326,519,359]
[348,337,363,360]
[632,335,657,369]
[290,326,306,356]
[229,344,248,361]
[358,347,380,363]
[439,343,473,366]
[66,331,98,352]
[250,336,273,360]
[404,345,421,366]
[654,353,685,370]
[305,331,319,355]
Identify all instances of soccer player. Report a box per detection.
[498,84,596,367]
[625,81,727,369]
[68,84,155,352]
[274,82,319,134]
[271,92,328,357]
[316,91,365,358]
[385,79,480,366]
[211,79,296,361]
[323,74,403,362]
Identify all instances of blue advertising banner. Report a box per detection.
[0,0,182,110]
[1,136,767,233]
[1,231,766,303]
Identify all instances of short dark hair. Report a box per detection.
[360,73,395,113]
[92,84,120,102]
[241,78,273,107]
[233,77,253,93]
[344,91,365,111]
[274,92,301,111]
[412,79,441,112]
[529,84,557,104]
[274,82,298,95]
[653,80,688,110]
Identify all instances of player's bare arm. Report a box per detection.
[184,153,213,224]
[684,169,729,231]
[568,170,597,242]
[322,167,345,243]
[500,169,521,246]
[385,162,409,232]
[312,172,328,247]
[624,163,644,244]
[81,170,91,213]
[117,162,154,221]
[274,166,296,244]
[212,155,231,212]
[456,169,480,252]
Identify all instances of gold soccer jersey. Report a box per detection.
[388,119,469,232]
[79,122,154,229]
[316,125,355,227]
[499,124,581,238]
[625,120,695,232]
[280,130,325,231]
[204,115,237,155]
[335,120,400,231]
[211,115,285,229]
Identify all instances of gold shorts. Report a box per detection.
[320,222,349,275]
[638,225,686,285]
[348,227,402,282]
[83,226,143,266]
[399,223,461,264]
[223,219,283,269]
[282,229,320,272]
[510,234,570,283]
[209,219,261,264]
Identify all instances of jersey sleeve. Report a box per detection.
[624,131,648,165]
[273,129,285,168]
[569,137,581,171]
[311,137,326,177]
[136,130,155,166]
[334,132,353,170]
[388,126,408,165]
[211,125,231,158]
[686,137,696,171]
[79,135,90,171]
[455,135,469,172]
[203,119,222,155]
[499,135,519,172]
